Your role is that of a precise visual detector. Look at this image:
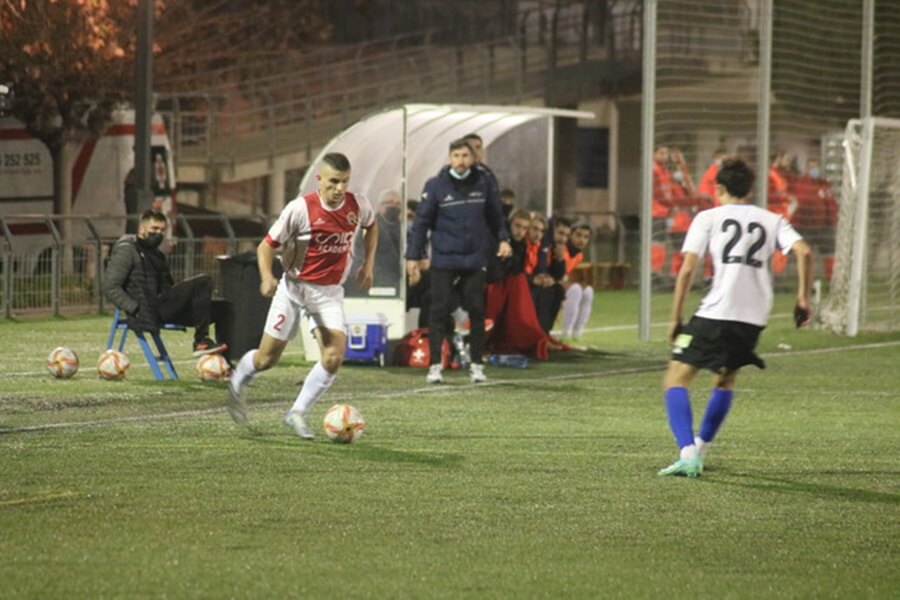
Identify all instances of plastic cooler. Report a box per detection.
[344,312,389,366]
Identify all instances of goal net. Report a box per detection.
[820,117,900,335]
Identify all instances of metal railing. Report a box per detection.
[156,7,647,169]
[0,214,270,318]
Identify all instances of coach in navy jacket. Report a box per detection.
[406,138,511,383]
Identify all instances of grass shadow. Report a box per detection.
[706,470,900,505]
[241,432,464,468]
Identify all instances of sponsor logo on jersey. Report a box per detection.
[313,217,326,226]
[312,230,354,254]
[347,212,358,225]
[443,194,454,202]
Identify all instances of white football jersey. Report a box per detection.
[682,203,802,326]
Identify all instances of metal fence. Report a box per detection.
[0,214,269,318]
[156,6,645,169]
[0,210,639,318]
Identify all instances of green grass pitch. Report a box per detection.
[1,290,898,597]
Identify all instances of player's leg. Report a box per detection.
[228,283,297,425]
[561,283,582,338]
[284,284,347,438]
[459,269,487,383]
[426,269,454,383]
[694,369,737,462]
[658,360,703,477]
[572,285,593,339]
[285,326,346,439]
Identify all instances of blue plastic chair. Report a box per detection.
[106,307,185,380]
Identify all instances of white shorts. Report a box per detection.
[263,277,346,342]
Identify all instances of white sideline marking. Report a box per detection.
[2,340,899,435]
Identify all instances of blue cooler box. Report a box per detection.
[344,312,389,366]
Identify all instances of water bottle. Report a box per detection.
[487,354,529,369]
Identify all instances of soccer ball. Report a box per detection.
[323,404,365,444]
[47,346,79,379]
[196,353,230,381]
[97,349,130,380]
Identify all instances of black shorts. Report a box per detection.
[671,316,766,372]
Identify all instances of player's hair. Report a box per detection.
[449,138,473,153]
[140,210,167,224]
[530,212,548,226]
[462,133,483,144]
[508,208,532,224]
[571,220,592,234]
[553,216,573,230]
[322,152,351,172]
[715,158,755,199]
[500,188,516,200]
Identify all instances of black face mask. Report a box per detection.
[138,232,164,250]
[501,204,513,218]
[383,207,401,223]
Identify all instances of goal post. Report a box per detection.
[821,116,900,335]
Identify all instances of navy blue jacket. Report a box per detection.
[406,166,509,271]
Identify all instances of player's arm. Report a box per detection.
[405,185,437,286]
[791,238,813,327]
[357,221,378,289]
[669,251,699,342]
[257,238,279,298]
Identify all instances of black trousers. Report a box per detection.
[429,268,486,366]
[532,283,565,333]
[157,274,225,343]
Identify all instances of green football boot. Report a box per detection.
[657,456,703,478]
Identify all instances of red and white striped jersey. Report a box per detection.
[265,191,374,285]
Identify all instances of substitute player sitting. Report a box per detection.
[658,158,812,477]
[227,153,378,438]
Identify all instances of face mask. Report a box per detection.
[384,206,400,223]
[502,204,513,218]
[139,232,164,250]
[809,168,821,178]
[449,168,470,180]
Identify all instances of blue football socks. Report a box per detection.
[698,388,733,443]
[664,387,695,449]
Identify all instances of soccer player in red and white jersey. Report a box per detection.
[658,158,812,477]
[227,153,378,438]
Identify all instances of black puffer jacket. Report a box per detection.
[102,235,173,331]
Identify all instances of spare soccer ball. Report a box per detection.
[196,353,230,381]
[97,349,130,380]
[47,346,79,379]
[323,404,365,444]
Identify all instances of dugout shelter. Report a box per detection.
[297,103,594,361]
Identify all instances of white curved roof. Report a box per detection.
[299,103,594,210]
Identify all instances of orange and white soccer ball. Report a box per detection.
[196,353,230,381]
[323,404,365,444]
[97,349,130,380]
[47,346,79,379]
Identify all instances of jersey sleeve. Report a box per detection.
[355,193,376,229]
[681,210,712,257]
[265,197,309,248]
[775,217,803,255]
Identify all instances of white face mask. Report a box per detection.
[449,168,470,180]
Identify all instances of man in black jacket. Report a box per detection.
[406,138,511,384]
[103,210,226,356]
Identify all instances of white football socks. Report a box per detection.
[289,361,336,416]
[233,349,258,389]
[694,436,709,459]
[573,285,594,338]
[680,444,698,461]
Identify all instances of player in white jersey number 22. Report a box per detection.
[658,158,812,477]
[227,153,378,439]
